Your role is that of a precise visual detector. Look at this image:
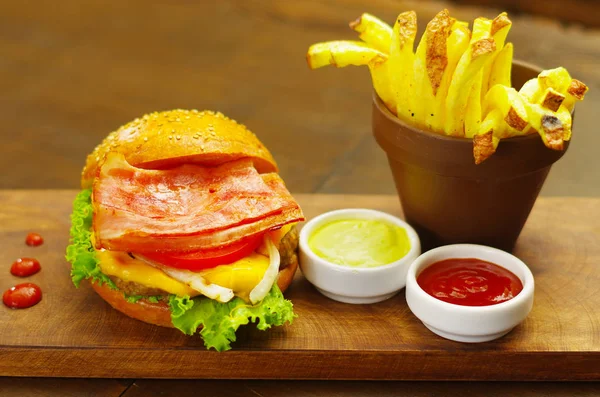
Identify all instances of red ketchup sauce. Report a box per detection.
[11,258,41,277]
[417,258,523,306]
[25,232,44,247]
[3,283,42,309]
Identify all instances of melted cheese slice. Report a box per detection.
[96,225,294,300]
[96,250,197,297]
[200,253,269,301]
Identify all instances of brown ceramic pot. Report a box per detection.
[373,61,569,252]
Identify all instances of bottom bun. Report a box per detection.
[91,256,299,328]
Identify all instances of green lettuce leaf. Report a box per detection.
[169,284,295,352]
[65,189,116,289]
[125,294,164,304]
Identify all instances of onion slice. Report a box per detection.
[135,255,235,303]
[249,235,280,304]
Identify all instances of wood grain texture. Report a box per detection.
[0,0,599,196]
[0,378,132,397]
[0,190,598,380]
[123,380,600,397]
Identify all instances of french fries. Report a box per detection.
[564,79,588,111]
[306,41,387,69]
[526,103,569,150]
[306,9,588,163]
[517,66,587,146]
[481,13,512,99]
[349,13,393,53]
[465,17,493,139]
[445,31,496,136]
[432,22,470,133]
[306,41,395,111]
[389,11,417,123]
[473,109,503,164]
[484,84,529,133]
[413,10,454,130]
[488,42,513,88]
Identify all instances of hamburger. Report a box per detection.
[66,109,304,351]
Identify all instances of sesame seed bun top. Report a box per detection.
[81,109,278,188]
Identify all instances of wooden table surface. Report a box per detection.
[1,0,600,395]
[2,192,599,381]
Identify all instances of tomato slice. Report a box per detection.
[140,234,264,271]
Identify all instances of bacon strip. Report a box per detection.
[93,154,304,253]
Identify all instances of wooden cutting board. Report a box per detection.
[0,191,598,380]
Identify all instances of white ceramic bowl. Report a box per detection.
[406,244,534,343]
[299,209,421,304]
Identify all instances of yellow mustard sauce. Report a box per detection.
[308,219,411,268]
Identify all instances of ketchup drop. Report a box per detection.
[10,258,41,277]
[25,233,44,247]
[3,283,42,309]
[417,258,523,306]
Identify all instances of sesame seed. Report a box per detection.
[168,135,173,139]
[176,135,181,140]
[144,137,148,142]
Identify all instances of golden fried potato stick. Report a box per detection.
[563,78,589,112]
[306,41,395,111]
[540,88,565,112]
[481,13,512,98]
[307,41,387,69]
[520,67,588,113]
[445,28,496,136]
[526,103,571,150]
[520,80,566,112]
[539,67,571,93]
[488,42,513,89]
[388,11,417,122]
[518,67,579,144]
[429,20,470,132]
[371,62,396,112]
[349,13,393,53]
[557,105,573,141]
[412,9,454,130]
[473,109,503,164]
[519,78,541,101]
[465,17,493,139]
[465,77,483,139]
[483,84,529,134]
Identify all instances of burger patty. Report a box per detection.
[109,227,299,298]
[109,276,168,298]
[278,226,298,270]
